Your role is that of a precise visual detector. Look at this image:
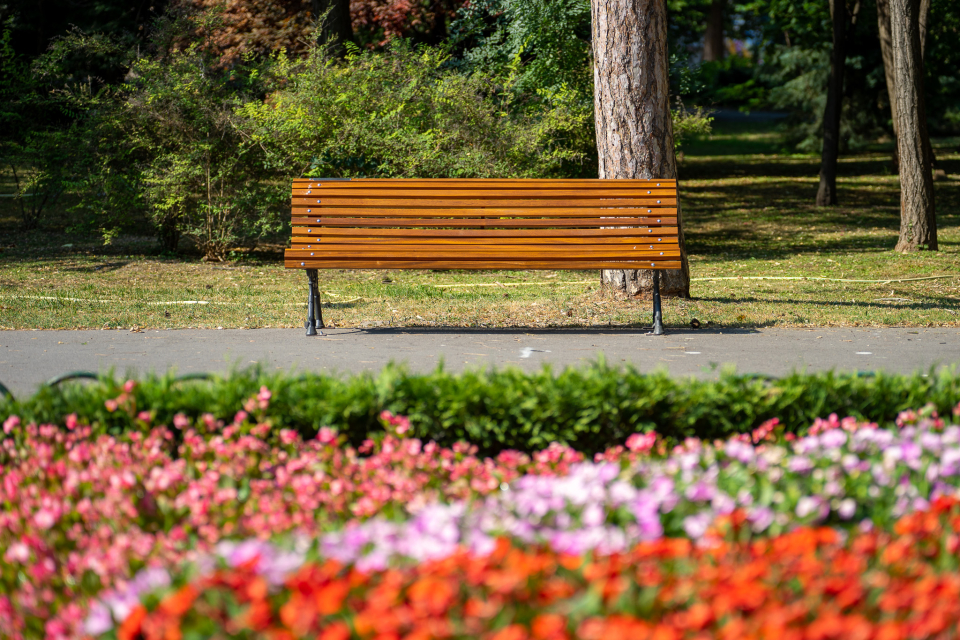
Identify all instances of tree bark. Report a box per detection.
[891,0,937,251]
[702,0,725,62]
[877,0,929,167]
[876,0,898,141]
[312,0,354,56]
[815,0,847,206]
[592,0,689,299]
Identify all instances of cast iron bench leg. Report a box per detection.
[652,270,664,335]
[305,269,324,336]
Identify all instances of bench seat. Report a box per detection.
[284,178,681,334]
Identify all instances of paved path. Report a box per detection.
[1,326,958,397]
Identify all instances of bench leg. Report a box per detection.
[305,269,324,336]
[652,270,665,335]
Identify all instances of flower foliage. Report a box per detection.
[110,498,960,640]
[3,389,960,639]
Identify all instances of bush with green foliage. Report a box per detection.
[243,40,595,179]
[3,363,958,456]
[110,12,290,258]
[0,20,74,231]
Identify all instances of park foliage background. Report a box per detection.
[1,0,958,259]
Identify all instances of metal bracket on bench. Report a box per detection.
[651,270,665,336]
[305,269,324,336]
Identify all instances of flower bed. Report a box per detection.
[1,383,959,639]
[102,498,960,640]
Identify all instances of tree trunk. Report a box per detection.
[702,0,725,62]
[312,0,353,56]
[815,0,847,206]
[876,0,898,142]
[877,0,929,168]
[592,0,689,299]
[891,0,937,251]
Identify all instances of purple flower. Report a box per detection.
[684,480,716,502]
[837,498,856,520]
[787,456,814,474]
[748,506,774,533]
[920,431,942,453]
[724,440,754,464]
[795,496,827,520]
[83,602,113,636]
[819,429,847,449]
[711,492,736,515]
[683,512,713,539]
[841,454,860,472]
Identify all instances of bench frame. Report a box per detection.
[286,178,678,336]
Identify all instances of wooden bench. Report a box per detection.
[284,179,680,336]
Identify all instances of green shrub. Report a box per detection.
[242,40,593,180]
[2,364,957,456]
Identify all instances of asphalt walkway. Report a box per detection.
[1,326,958,397]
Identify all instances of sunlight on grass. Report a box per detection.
[1,119,957,331]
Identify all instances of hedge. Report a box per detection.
[1,362,957,455]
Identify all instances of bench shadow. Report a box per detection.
[327,326,762,337]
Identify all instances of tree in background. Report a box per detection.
[890,0,936,251]
[316,0,353,54]
[702,0,726,62]
[815,0,860,207]
[875,0,929,168]
[592,0,688,299]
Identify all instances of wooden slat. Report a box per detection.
[286,247,679,259]
[291,227,679,238]
[284,179,682,274]
[292,179,677,187]
[292,216,677,227]
[292,198,678,208]
[291,208,678,218]
[285,259,683,270]
[292,218,671,229]
[292,237,680,246]
[292,189,678,198]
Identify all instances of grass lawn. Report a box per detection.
[0,120,958,331]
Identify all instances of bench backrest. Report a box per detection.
[285,179,680,270]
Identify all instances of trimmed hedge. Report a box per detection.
[1,363,958,455]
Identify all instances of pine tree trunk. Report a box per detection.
[877,0,929,170]
[891,0,937,251]
[876,0,899,142]
[703,0,726,62]
[312,0,354,56]
[592,0,689,299]
[816,0,847,207]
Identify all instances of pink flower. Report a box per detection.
[257,386,272,409]
[64,414,78,431]
[104,399,118,413]
[137,411,151,424]
[317,427,337,445]
[33,509,58,530]
[3,415,20,434]
[625,432,656,453]
[123,380,136,393]
[4,542,30,563]
[233,411,249,425]
[173,413,190,429]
